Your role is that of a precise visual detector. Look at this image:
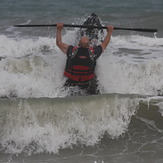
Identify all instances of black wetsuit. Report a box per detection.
[64,45,103,95]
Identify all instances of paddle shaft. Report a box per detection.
[14,24,158,33]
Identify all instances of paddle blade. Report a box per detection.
[114,27,158,33]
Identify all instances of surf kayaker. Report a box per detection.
[56,23,114,94]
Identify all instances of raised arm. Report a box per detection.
[56,23,70,54]
[100,26,114,51]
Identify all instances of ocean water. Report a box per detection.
[0,0,163,163]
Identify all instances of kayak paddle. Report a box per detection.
[14,24,158,33]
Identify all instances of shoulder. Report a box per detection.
[93,45,102,51]
[67,45,78,58]
[91,45,103,60]
[67,45,74,52]
[67,45,78,53]
[93,45,103,55]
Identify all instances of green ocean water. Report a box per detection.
[0,0,163,163]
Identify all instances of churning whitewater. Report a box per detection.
[0,94,140,155]
[0,32,163,98]
[0,28,163,157]
[0,0,163,161]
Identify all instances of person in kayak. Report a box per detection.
[56,23,114,94]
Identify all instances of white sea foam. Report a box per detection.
[0,35,55,58]
[0,32,163,98]
[0,95,139,154]
[156,101,163,116]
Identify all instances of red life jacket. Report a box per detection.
[64,47,96,82]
